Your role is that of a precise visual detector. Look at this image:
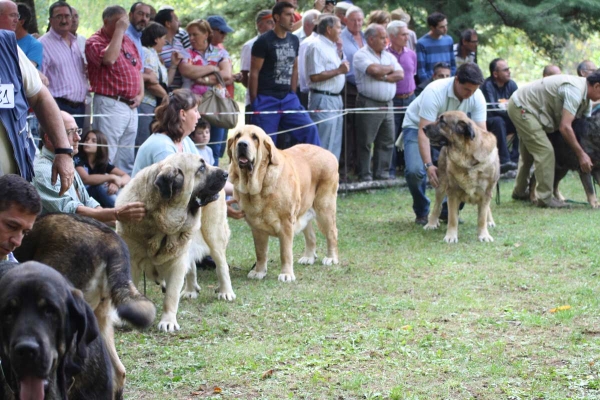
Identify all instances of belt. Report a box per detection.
[358,93,390,104]
[311,89,341,97]
[100,94,134,106]
[395,91,414,99]
[55,97,84,108]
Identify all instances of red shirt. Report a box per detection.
[85,28,141,99]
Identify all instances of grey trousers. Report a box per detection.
[355,94,394,180]
[309,92,343,160]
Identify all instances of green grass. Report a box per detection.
[119,173,600,399]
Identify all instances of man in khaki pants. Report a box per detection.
[508,72,600,208]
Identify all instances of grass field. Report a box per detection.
[120,173,600,400]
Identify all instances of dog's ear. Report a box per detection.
[154,167,185,200]
[67,288,99,363]
[226,135,236,161]
[456,120,475,140]
[263,135,281,166]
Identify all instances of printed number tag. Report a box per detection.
[0,84,15,109]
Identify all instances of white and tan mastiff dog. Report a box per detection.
[227,125,340,282]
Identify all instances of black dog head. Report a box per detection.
[0,261,99,400]
[154,166,185,200]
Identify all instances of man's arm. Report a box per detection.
[365,63,395,79]
[75,202,146,224]
[27,87,73,195]
[249,56,264,103]
[559,108,593,173]
[309,61,349,82]
[102,14,129,65]
[417,117,438,186]
[387,67,404,83]
[291,57,299,91]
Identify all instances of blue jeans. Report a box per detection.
[251,93,320,148]
[208,125,227,166]
[87,183,117,208]
[391,94,416,177]
[403,127,429,218]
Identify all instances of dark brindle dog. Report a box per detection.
[529,115,600,207]
[0,261,113,400]
[13,214,156,398]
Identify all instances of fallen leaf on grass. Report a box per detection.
[213,387,222,394]
[401,325,412,331]
[550,305,571,313]
[261,369,274,380]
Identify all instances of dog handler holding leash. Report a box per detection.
[508,72,600,208]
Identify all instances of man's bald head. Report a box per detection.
[543,65,561,77]
[0,0,19,31]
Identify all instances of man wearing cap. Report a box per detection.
[206,15,234,165]
[306,15,348,160]
[86,5,144,175]
[240,10,274,124]
[249,1,320,148]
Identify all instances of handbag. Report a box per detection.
[197,71,239,129]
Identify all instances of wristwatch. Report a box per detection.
[424,162,433,170]
[383,74,388,81]
[55,148,73,155]
[204,76,209,83]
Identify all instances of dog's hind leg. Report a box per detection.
[477,197,494,242]
[95,299,126,398]
[181,259,200,299]
[312,185,339,266]
[298,221,317,265]
[486,205,496,228]
[248,228,270,280]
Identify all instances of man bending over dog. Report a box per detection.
[0,174,41,262]
[402,62,487,225]
[508,71,600,208]
[33,111,146,225]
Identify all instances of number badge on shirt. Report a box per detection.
[0,84,15,109]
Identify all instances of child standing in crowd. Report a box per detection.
[75,130,131,208]
[190,120,215,166]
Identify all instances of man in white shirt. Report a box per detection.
[239,10,274,124]
[305,15,349,160]
[353,24,404,181]
[296,9,320,108]
[402,63,486,224]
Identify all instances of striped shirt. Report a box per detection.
[33,147,100,214]
[39,28,87,103]
[159,29,190,68]
[86,28,141,99]
[341,27,365,85]
[305,34,345,94]
[416,33,456,82]
[353,45,402,102]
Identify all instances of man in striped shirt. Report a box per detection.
[306,15,349,160]
[416,12,456,83]
[39,1,88,130]
[353,24,404,181]
[86,5,144,176]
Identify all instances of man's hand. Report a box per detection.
[52,154,75,196]
[131,92,144,109]
[338,61,350,75]
[38,70,49,86]
[116,202,146,222]
[116,14,129,33]
[226,199,245,219]
[171,51,183,68]
[578,152,593,173]
[426,165,439,188]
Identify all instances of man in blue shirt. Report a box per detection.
[416,12,456,83]
[15,3,43,70]
[126,2,150,71]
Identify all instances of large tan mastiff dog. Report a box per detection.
[227,125,339,282]
[423,111,500,243]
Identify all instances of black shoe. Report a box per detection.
[415,216,428,225]
[512,191,530,201]
[197,256,216,270]
[500,161,518,174]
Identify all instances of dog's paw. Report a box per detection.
[591,201,600,209]
[278,273,296,282]
[443,234,458,243]
[322,257,338,266]
[157,315,180,332]
[424,221,439,230]
[248,269,267,280]
[217,291,237,301]
[488,220,496,228]
[478,233,494,242]
[180,290,198,300]
[298,256,315,265]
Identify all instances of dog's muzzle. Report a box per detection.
[236,141,253,171]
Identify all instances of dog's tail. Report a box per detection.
[107,249,156,330]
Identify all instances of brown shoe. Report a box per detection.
[537,198,570,209]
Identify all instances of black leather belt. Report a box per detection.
[55,97,84,108]
[311,89,341,96]
[100,94,134,106]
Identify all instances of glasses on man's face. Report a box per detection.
[4,12,20,19]
[124,52,138,67]
[66,128,82,137]
[52,14,72,21]
[496,67,510,72]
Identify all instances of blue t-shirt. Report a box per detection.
[17,34,43,71]
[132,133,199,177]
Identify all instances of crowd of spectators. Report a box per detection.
[1,0,599,236]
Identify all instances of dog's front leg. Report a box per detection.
[579,171,599,208]
[477,198,494,242]
[444,196,460,243]
[425,186,444,230]
[248,228,269,280]
[157,257,187,332]
[277,223,296,282]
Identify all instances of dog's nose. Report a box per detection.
[13,339,40,362]
[221,171,229,180]
[237,141,248,149]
